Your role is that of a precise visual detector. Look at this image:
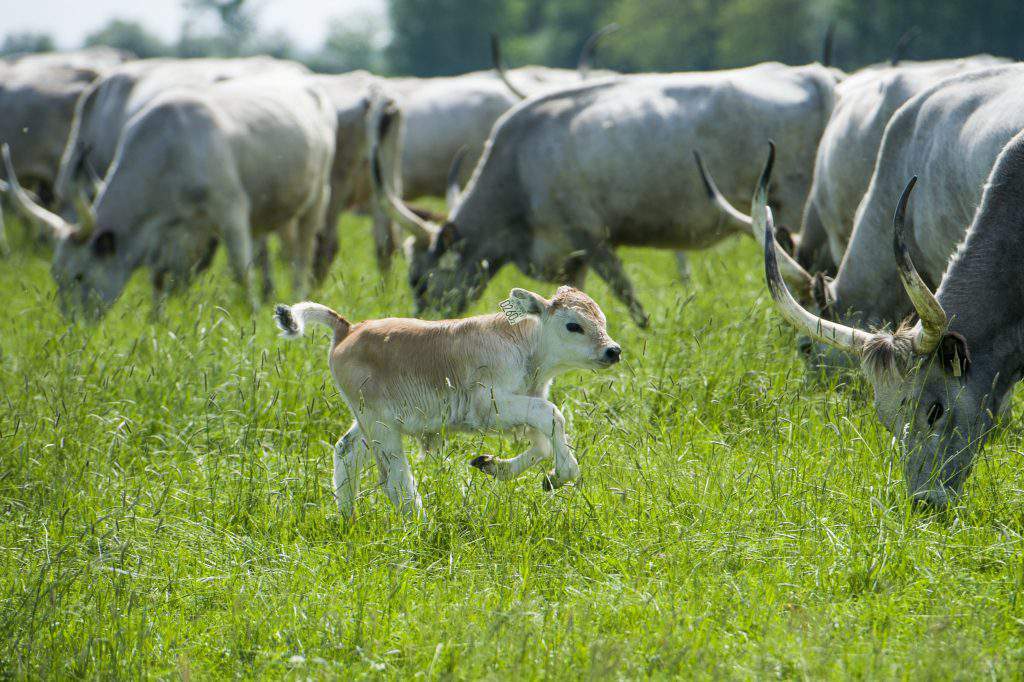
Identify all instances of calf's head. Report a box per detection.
[505,286,621,371]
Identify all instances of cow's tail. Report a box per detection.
[274,301,350,345]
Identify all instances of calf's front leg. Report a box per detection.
[470,426,552,480]
[475,393,579,488]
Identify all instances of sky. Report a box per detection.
[1,0,387,51]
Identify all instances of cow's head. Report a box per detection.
[763,176,1005,507]
[368,107,493,317]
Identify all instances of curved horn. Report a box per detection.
[750,143,813,295]
[892,176,947,353]
[1,143,76,239]
[577,23,620,80]
[890,26,921,66]
[693,149,752,227]
[446,145,468,211]
[822,22,836,68]
[764,204,872,353]
[368,103,438,244]
[490,33,527,100]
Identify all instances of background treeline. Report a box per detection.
[4,0,1023,75]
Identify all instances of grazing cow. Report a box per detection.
[373,62,839,327]
[730,65,1024,372]
[274,286,621,518]
[54,57,308,211]
[0,48,130,211]
[698,55,1009,274]
[393,30,617,202]
[762,151,1024,507]
[3,75,336,317]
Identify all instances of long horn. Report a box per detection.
[368,102,438,244]
[750,143,813,295]
[446,145,468,211]
[892,176,947,353]
[693,149,752,227]
[490,33,527,100]
[764,204,872,353]
[890,26,921,66]
[1,143,76,239]
[577,23,620,80]
[822,22,836,67]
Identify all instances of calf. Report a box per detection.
[274,286,621,518]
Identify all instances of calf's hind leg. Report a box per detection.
[333,422,373,518]
[367,422,424,518]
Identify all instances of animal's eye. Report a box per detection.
[926,401,944,426]
[565,322,583,334]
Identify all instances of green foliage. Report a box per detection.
[387,0,509,76]
[3,206,1024,677]
[306,14,388,75]
[84,20,169,59]
[0,32,55,57]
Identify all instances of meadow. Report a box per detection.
[2,210,1024,679]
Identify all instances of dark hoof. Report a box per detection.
[542,470,559,491]
[470,455,496,475]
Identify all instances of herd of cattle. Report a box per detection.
[2,35,1022,512]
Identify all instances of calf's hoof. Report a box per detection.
[470,455,497,476]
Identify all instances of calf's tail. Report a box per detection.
[274,301,350,344]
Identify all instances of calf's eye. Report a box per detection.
[926,401,944,426]
[566,322,583,334]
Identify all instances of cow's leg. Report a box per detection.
[470,426,552,480]
[586,241,649,327]
[674,251,691,283]
[559,252,589,288]
[255,236,274,302]
[371,203,397,273]
[478,392,579,488]
[333,422,373,518]
[220,206,259,310]
[368,422,423,518]
[291,187,329,300]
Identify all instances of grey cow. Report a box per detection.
[374,62,839,327]
[4,75,336,318]
[759,64,1024,371]
[54,57,308,212]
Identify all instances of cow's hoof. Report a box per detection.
[542,470,563,491]
[470,455,496,476]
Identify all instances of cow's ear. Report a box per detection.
[439,222,459,249]
[91,231,116,258]
[938,332,971,378]
[509,288,549,316]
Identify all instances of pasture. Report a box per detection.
[2,210,1024,678]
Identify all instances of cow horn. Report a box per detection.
[890,27,921,66]
[368,103,438,245]
[490,33,527,100]
[1,143,76,240]
[446,145,468,211]
[822,22,836,68]
[693,149,752,227]
[892,176,947,353]
[578,23,620,80]
[750,143,813,296]
[764,204,872,353]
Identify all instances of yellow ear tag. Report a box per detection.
[952,348,962,378]
[499,297,529,325]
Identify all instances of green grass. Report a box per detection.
[3,212,1024,679]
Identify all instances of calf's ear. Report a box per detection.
[509,288,549,316]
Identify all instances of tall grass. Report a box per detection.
[2,213,1023,678]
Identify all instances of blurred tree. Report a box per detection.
[1,32,56,56]
[307,13,387,74]
[178,0,258,57]
[84,20,168,58]
[598,0,719,71]
[387,0,509,76]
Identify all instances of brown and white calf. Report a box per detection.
[274,286,622,518]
